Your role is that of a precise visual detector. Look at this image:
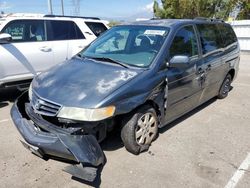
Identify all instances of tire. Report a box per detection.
[218,74,232,99]
[121,105,158,155]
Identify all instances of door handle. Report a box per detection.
[39,46,52,52]
[206,64,211,71]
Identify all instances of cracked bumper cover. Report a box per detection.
[10,93,105,168]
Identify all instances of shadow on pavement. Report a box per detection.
[100,97,218,152]
[101,127,124,151]
[71,165,104,188]
[160,97,217,134]
[0,87,23,108]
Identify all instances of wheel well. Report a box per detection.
[228,69,235,80]
[143,100,161,117]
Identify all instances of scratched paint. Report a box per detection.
[97,70,137,94]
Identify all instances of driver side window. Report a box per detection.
[169,25,198,58]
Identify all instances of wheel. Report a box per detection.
[218,74,232,99]
[121,105,158,155]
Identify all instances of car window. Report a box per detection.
[217,24,237,47]
[85,22,107,37]
[82,26,169,68]
[48,20,85,41]
[2,20,46,42]
[95,30,129,53]
[197,24,223,54]
[169,25,198,58]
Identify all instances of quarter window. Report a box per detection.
[2,20,46,42]
[197,24,223,54]
[217,24,237,47]
[169,25,198,58]
[85,22,107,37]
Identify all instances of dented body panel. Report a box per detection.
[32,57,142,109]
[10,19,240,182]
[11,92,105,167]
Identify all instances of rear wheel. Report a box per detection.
[121,105,158,155]
[218,74,232,99]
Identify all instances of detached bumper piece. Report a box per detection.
[10,92,106,182]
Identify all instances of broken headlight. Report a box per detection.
[57,106,116,121]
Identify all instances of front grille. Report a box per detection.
[30,91,61,116]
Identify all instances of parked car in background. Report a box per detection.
[0,13,108,90]
[11,18,239,181]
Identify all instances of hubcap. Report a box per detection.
[135,112,157,145]
[223,78,230,94]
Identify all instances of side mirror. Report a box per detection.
[168,55,190,68]
[0,33,12,44]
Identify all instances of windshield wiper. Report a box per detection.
[90,57,129,69]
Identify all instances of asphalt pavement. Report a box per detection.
[0,54,250,188]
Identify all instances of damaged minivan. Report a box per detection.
[11,18,239,181]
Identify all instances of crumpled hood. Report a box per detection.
[32,58,142,108]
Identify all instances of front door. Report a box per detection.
[164,25,202,123]
[0,19,53,81]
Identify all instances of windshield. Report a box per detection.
[81,25,170,68]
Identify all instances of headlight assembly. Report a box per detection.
[57,106,116,121]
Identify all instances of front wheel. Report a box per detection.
[218,74,232,99]
[121,105,158,155]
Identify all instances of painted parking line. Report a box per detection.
[0,119,9,123]
[225,153,250,188]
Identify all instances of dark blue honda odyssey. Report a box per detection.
[11,18,240,181]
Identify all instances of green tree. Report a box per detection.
[238,0,250,19]
[108,21,121,27]
[153,0,249,20]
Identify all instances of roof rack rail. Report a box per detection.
[194,17,224,23]
[44,14,100,20]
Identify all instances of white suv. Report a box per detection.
[0,14,108,89]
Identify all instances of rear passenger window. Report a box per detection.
[48,20,85,41]
[169,25,198,58]
[85,22,107,37]
[217,24,237,47]
[197,24,223,54]
[2,20,46,42]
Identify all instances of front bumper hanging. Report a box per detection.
[10,92,106,182]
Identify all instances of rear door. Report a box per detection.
[46,20,90,60]
[46,20,71,64]
[196,23,225,103]
[0,19,53,82]
[67,21,89,57]
[164,25,202,123]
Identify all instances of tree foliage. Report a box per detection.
[108,21,121,27]
[238,0,250,19]
[153,0,250,20]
